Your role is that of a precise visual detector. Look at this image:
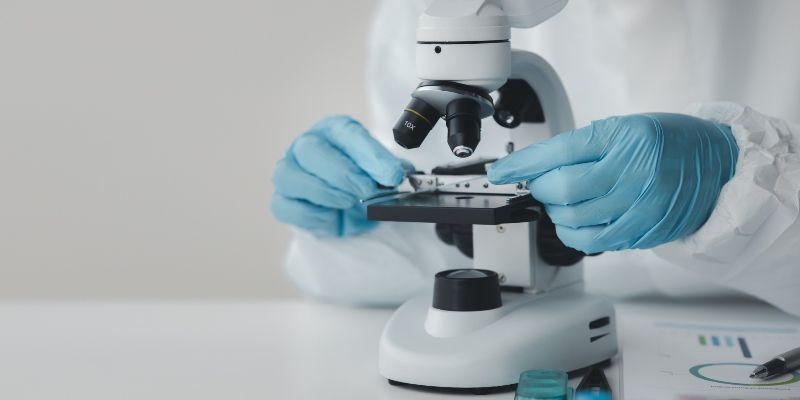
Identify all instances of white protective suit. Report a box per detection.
[284,0,800,316]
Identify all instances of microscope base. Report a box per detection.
[379,287,617,390]
[387,379,517,395]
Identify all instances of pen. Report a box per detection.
[750,346,800,379]
[575,366,612,400]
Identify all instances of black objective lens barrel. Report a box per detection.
[393,97,440,149]
[446,98,481,158]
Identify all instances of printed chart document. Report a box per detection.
[623,317,800,400]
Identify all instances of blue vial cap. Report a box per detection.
[515,369,573,400]
[575,392,611,400]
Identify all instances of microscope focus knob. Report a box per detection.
[432,269,502,312]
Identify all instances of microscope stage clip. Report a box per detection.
[361,173,528,205]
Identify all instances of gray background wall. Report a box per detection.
[0,0,375,298]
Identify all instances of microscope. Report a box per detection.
[365,0,618,394]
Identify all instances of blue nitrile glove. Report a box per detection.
[271,115,409,237]
[488,113,739,254]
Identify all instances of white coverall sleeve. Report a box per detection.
[653,102,800,316]
[283,222,470,306]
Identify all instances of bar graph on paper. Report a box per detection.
[623,320,800,400]
[691,331,751,358]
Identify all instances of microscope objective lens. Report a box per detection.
[446,98,481,158]
[393,97,440,149]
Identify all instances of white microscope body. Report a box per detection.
[375,0,618,392]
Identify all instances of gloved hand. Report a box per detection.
[488,113,739,254]
[271,115,409,237]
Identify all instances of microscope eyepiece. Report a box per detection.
[393,97,441,149]
[446,98,481,158]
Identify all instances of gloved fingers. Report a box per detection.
[487,124,603,185]
[556,198,667,253]
[528,162,617,205]
[552,224,607,254]
[290,134,387,200]
[399,158,417,174]
[270,194,342,237]
[537,113,741,253]
[543,184,635,228]
[604,186,682,250]
[272,158,357,209]
[309,115,405,187]
[554,224,638,254]
[341,204,377,236]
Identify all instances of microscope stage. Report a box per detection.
[366,192,539,225]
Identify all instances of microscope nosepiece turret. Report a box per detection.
[393,82,494,157]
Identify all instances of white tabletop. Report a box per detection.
[0,297,795,400]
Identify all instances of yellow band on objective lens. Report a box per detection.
[404,108,433,127]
